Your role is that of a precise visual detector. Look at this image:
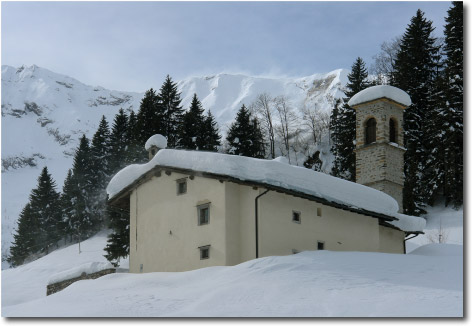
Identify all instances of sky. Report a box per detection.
[2,1,453,92]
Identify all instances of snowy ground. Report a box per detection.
[1,207,463,317]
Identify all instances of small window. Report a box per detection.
[292,249,300,254]
[139,264,143,273]
[389,118,397,143]
[365,118,377,145]
[198,204,210,225]
[292,211,301,224]
[317,241,325,250]
[176,178,187,195]
[317,207,322,217]
[199,245,210,260]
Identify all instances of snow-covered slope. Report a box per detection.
[1,65,348,261]
[2,242,462,317]
[2,206,462,317]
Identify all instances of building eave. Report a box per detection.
[108,164,400,223]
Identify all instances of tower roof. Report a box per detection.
[348,85,411,108]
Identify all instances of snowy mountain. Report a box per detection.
[1,64,348,261]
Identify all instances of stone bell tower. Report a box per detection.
[348,85,411,213]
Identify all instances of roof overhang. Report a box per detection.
[108,165,400,223]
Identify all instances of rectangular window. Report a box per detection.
[176,178,187,195]
[198,204,210,225]
[199,245,210,260]
[292,211,301,223]
[317,241,325,250]
[317,207,322,217]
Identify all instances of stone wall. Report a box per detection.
[46,268,115,296]
[354,98,405,212]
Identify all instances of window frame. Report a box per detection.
[197,203,210,226]
[292,210,301,224]
[199,245,210,260]
[176,178,187,195]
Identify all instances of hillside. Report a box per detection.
[1,64,348,261]
[1,206,463,317]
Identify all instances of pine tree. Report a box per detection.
[178,94,206,150]
[423,2,463,208]
[200,110,221,152]
[60,169,76,242]
[104,204,130,266]
[158,75,184,148]
[226,105,265,158]
[331,58,370,181]
[70,135,95,237]
[89,116,112,229]
[392,9,440,215]
[442,1,463,207]
[109,109,129,175]
[136,88,162,145]
[29,166,62,254]
[126,109,147,164]
[8,204,38,266]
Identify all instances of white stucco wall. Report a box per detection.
[129,171,227,273]
[129,171,405,273]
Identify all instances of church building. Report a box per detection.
[107,85,425,273]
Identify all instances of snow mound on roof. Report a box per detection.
[108,149,399,214]
[144,134,167,151]
[389,213,426,232]
[348,85,411,107]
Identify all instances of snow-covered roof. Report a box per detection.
[107,149,424,232]
[144,134,167,151]
[348,85,411,108]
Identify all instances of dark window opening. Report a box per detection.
[365,118,377,145]
[317,241,325,250]
[292,211,301,223]
[198,204,210,225]
[389,118,397,143]
[317,207,322,217]
[176,178,187,195]
[199,245,210,260]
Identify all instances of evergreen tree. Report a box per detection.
[392,9,440,215]
[104,205,130,266]
[126,109,147,164]
[60,169,76,242]
[29,166,62,254]
[70,135,95,236]
[178,94,206,150]
[442,1,463,207]
[109,109,129,175]
[89,116,112,229]
[303,151,323,172]
[158,75,184,148]
[136,88,162,145]
[226,105,265,158]
[200,110,221,152]
[8,204,38,266]
[331,58,370,181]
[423,2,463,208]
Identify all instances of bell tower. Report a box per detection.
[348,85,411,213]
